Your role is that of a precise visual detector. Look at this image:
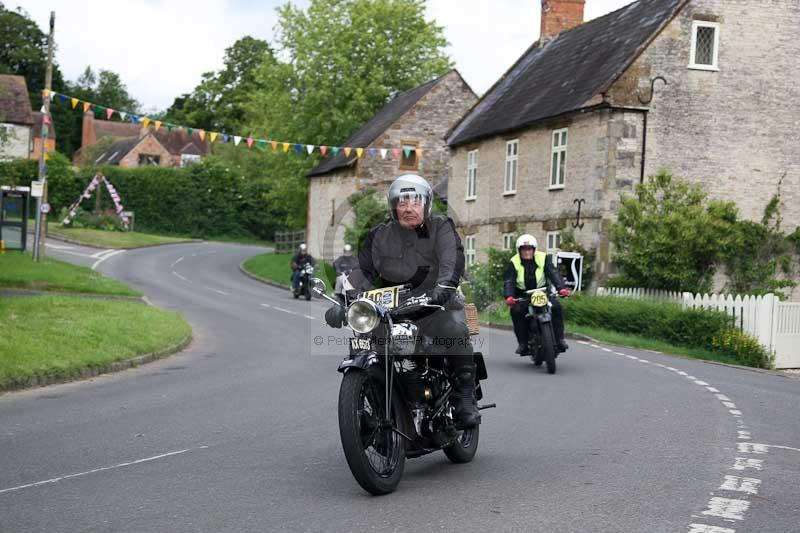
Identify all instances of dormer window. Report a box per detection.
[689,21,720,71]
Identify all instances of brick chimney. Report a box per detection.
[81,110,96,149]
[540,0,585,40]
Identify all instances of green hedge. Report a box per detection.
[563,295,773,368]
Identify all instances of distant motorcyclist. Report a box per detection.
[333,244,356,304]
[503,235,570,355]
[324,174,480,428]
[291,243,315,292]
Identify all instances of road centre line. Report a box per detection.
[91,248,117,259]
[170,256,184,268]
[0,446,209,495]
[172,271,190,283]
[205,287,230,296]
[91,249,125,271]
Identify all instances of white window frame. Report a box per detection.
[689,20,720,71]
[465,235,476,266]
[180,153,201,167]
[550,128,567,190]
[504,139,518,195]
[546,231,562,254]
[502,233,515,251]
[466,149,478,200]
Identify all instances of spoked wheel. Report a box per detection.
[338,370,405,495]
[540,326,557,374]
[443,425,480,463]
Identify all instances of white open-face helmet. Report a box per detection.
[299,243,307,252]
[343,244,352,254]
[387,174,433,221]
[516,234,537,250]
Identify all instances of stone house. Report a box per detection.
[0,75,55,160]
[77,112,209,167]
[447,0,799,288]
[306,69,477,259]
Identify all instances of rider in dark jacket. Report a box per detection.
[503,235,570,355]
[290,244,315,291]
[325,174,480,428]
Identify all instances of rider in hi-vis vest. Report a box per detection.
[503,235,571,355]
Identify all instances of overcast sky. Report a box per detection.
[18,0,634,112]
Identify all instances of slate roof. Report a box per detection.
[308,71,455,177]
[447,0,688,147]
[0,75,34,126]
[90,118,209,156]
[93,136,143,165]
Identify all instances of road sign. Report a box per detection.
[31,181,44,198]
[41,203,51,214]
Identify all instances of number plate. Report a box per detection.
[362,285,401,309]
[530,291,549,307]
[350,338,372,351]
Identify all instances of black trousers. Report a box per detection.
[510,296,565,348]
[416,307,474,369]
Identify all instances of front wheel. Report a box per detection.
[443,425,480,463]
[338,370,406,495]
[539,324,557,374]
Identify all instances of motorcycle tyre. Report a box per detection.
[443,425,480,464]
[338,370,406,495]
[540,325,557,374]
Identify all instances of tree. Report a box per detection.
[164,36,274,133]
[610,171,738,293]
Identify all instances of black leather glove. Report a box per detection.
[429,285,456,306]
[325,305,346,328]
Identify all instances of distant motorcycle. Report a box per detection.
[312,277,494,495]
[514,288,567,374]
[292,263,315,300]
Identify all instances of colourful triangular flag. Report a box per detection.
[106,108,114,120]
[92,104,103,115]
[48,91,55,101]
[306,145,315,155]
[257,140,267,150]
[119,111,127,121]
[166,123,173,132]
[154,120,162,131]
[233,135,242,146]
[246,137,254,149]
[356,148,364,158]
[43,114,52,125]
[40,105,46,113]
[403,147,411,158]
[187,127,193,136]
[416,147,423,158]
[282,143,290,153]
[83,102,91,112]
[209,131,218,143]
[320,146,328,156]
[392,148,401,159]
[59,94,67,104]
[380,148,388,159]
[143,118,151,128]
[71,98,78,109]
[344,147,352,157]
[332,146,340,156]
[271,141,278,151]
[222,134,229,143]
[367,148,376,158]
[294,143,302,154]
[198,130,206,141]
[42,89,50,98]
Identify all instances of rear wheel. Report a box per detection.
[338,370,405,495]
[540,324,557,374]
[443,425,480,463]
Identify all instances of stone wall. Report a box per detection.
[118,135,171,168]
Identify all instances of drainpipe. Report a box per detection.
[636,76,667,184]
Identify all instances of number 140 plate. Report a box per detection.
[362,285,401,309]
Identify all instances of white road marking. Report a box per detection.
[737,431,752,440]
[304,315,316,320]
[260,303,271,308]
[720,475,761,495]
[272,306,296,315]
[701,497,750,521]
[736,443,767,454]
[170,256,184,268]
[678,371,689,376]
[666,366,678,372]
[589,344,599,348]
[601,347,612,352]
[722,401,738,409]
[638,359,650,363]
[732,458,763,471]
[91,248,116,259]
[44,242,75,250]
[577,340,590,345]
[729,410,743,417]
[172,271,190,283]
[695,380,710,386]
[91,249,125,270]
[205,287,230,296]
[688,525,735,533]
[716,394,731,402]
[0,446,208,495]
[762,444,800,453]
[626,355,639,360]
[686,375,697,380]
[706,386,720,393]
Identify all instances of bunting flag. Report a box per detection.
[47,89,424,163]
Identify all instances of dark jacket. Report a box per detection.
[333,255,355,275]
[348,215,465,295]
[291,253,315,270]
[503,254,566,298]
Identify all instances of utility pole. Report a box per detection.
[32,11,55,262]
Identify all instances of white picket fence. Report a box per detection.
[597,287,800,368]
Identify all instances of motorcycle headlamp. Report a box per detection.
[347,298,381,334]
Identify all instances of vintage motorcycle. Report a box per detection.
[312,278,494,495]
[514,288,566,375]
[292,263,315,300]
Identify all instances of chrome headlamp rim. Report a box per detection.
[347,298,381,334]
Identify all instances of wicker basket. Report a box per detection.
[464,303,480,336]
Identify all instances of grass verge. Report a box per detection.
[0,252,140,296]
[242,252,337,289]
[0,295,191,389]
[45,224,194,249]
[479,306,744,367]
